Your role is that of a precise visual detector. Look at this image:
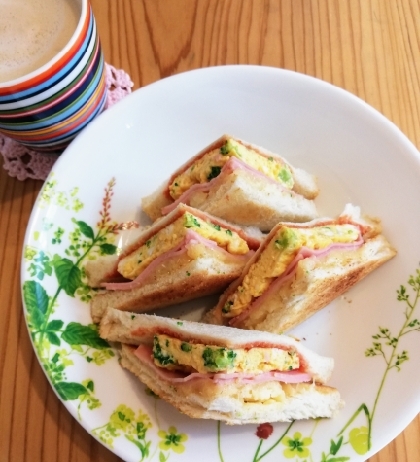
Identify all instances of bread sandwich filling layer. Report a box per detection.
[118,211,250,280]
[168,138,294,200]
[152,333,299,374]
[222,224,362,319]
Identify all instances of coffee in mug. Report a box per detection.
[0,0,107,152]
[0,0,80,83]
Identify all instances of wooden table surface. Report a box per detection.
[1,1,420,461]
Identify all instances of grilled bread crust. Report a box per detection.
[90,245,252,323]
[188,168,318,232]
[204,234,396,333]
[142,134,319,223]
[86,203,261,289]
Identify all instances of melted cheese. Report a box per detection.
[118,212,249,279]
[169,138,294,200]
[222,224,360,318]
[153,334,299,374]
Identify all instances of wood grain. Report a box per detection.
[1,1,420,461]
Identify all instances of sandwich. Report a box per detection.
[99,307,344,424]
[87,204,261,323]
[142,135,319,231]
[203,204,397,333]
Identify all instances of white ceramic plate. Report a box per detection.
[21,66,420,462]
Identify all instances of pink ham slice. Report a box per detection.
[229,236,365,326]
[134,344,312,384]
[161,156,293,215]
[102,229,254,291]
[210,370,311,384]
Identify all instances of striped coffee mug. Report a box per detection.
[0,0,107,153]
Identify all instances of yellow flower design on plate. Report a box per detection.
[282,431,312,459]
[158,426,188,454]
[349,426,369,455]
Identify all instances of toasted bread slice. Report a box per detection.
[86,203,262,289]
[90,244,251,323]
[204,235,396,332]
[142,135,319,224]
[99,307,334,382]
[88,205,262,322]
[120,343,342,424]
[99,309,343,424]
[188,168,317,232]
[203,205,397,333]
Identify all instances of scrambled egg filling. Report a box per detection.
[153,334,299,374]
[222,224,361,318]
[168,138,294,200]
[118,212,249,279]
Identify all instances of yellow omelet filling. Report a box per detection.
[169,138,294,200]
[153,334,299,373]
[118,212,249,280]
[222,224,361,318]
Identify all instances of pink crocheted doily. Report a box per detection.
[0,64,134,181]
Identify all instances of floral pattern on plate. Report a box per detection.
[21,175,420,462]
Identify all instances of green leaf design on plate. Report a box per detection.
[22,280,49,329]
[47,331,61,346]
[47,319,64,331]
[75,220,95,240]
[329,436,343,456]
[99,243,118,255]
[22,177,132,422]
[86,380,94,392]
[52,256,82,296]
[61,322,109,349]
[55,381,87,400]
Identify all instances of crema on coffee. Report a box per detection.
[0,0,81,83]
